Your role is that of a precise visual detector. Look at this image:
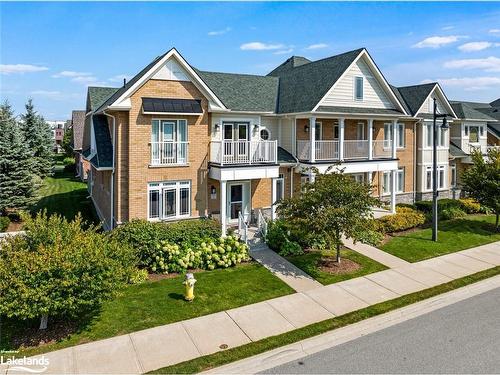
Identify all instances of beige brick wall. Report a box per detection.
[251,178,272,209]
[90,166,112,228]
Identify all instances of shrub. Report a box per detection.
[415,199,463,214]
[149,235,249,273]
[440,207,466,220]
[110,219,221,268]
[129,269,149,284]
[279,240,303,256]
[376,207,426,234]
[62,157,76,172]
[458,198,481,214]
[0,216,10,232]
[0,211,137,328]
[265,220,289,252]
[396,203,417,210]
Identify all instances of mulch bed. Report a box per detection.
[9,319,80,350]
[318,257,361,274]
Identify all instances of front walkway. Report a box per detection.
[343,237,410,268]
[4,242,499,375]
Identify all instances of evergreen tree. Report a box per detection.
[0,101,37,213]
[20,99,54,178]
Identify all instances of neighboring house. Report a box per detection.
[447,100,500,197]
[47,120,67,153]
[82,47,464,233]
[70,110,89,181]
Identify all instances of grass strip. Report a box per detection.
[151,266,500,374]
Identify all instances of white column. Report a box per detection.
[391,119,397,159]
[339,118,345,161]
[391,170,397,213]
[368,119,373,160]
[309,117,316,162]
[292,117,297,155]
[309,168,316,183]
[220,180,227,236]
[271,178,277,220]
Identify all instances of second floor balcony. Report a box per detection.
[151,141,189,166]
[296,139,392,162]
[210,140,278,165]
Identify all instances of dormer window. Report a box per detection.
[354,76,364,100]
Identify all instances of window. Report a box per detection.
[438,165,446,189]
[315,122,322,141]
[151,119,188,165]
[425,166,446,191]
[468,126,479,143]
[148,181,191,220]
[356,122,365,140]
[396,123,405,148]
[354,76,364,100]
[333,124,339,139]
[451,164,457,188]
[382,172,391,194]
[425,123,446,148]
[260,128,270,140]
[275,174,285,203]
[384,123,392,148]
[352,173,365,184]
[397,168,404,193]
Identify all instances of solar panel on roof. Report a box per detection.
[142,98,202,114]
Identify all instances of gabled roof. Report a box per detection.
[490,98,500,107]
[393,83,436,116]
[71,110,86,151]
[88,86,119,111]
[196,70,279,112]
[267,48,364,113]
[488,124,500,139]
[268,56,311,76]
[277,146,298,165]
[90,114,113,169]
[450,101,497,121]
[449,141,468,158]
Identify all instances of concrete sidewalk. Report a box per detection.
[343,237,410,268]
[3,241,499,375]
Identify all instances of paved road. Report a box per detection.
[264,286,500,374]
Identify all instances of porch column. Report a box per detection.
[309,117,316,162]
[309,168,316,183]
[368,119,374,160]
[271,178,277,220]
[339,118,345,161]
[391,119,397,159]
[390,169,397,213]
[220,180,227,236]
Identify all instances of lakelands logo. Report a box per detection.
[0,355,49,373]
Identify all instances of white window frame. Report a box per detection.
[425,166,432,191]
[396,168,404,193]
[151,119,188,165]
[382,171,391,195]
[451,164,457,188]
[424,123,446,148]
[396,123,405,149]
[352,173,365,184]
[147,180,191,221]
[315,121,322,141]
[274,173,285,204]
[354,76,364,101]
[356,122,365,140]
[424,165,446,191]
[383,123,392,149]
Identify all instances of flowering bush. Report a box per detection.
[458,198,481,214]
[376,207,426,234]
[149,235,249,274]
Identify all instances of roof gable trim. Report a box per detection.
[415,84,458,119]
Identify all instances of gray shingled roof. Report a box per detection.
[449,141,468,158]
[268,56,312,76]
[88,87,119,111]
[71,110,85,150]
[268,48,365,113]
[316,106,403,115]
[488,124,500,139]
[393,83,436,116]
[490,98,500,107]
[451,102,497,121]
[277,147,298,165]
[196,70,279,112]
[90,114,113,169]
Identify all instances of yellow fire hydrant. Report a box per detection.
[183,273,197,301]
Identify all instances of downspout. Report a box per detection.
[103,111,116,230]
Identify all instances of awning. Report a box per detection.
[142,97,203,115]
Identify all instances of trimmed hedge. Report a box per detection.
[376,207,426,234]
[415,198,463,213]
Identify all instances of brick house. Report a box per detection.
[82,47,482,234]
[70,110,90,181]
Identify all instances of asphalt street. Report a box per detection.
[264,286,500,374]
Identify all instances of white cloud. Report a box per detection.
[52,70,92,78]
[442,26,454,31]
[458,41,499,52]
[240,42,286,51]
[423,76,500,91]
[413,35,463,49]
[71,76,99,84]
[108,74,133,83]
[305,43,328,50]
[444,56,500,72]
[0,64,49,74]
[208,27,231,36]
[489,29,500,34]
[274,48,294,55]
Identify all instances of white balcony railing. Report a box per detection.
[210,140,278,165]
[296,139,393,161]
[151,141,188,165]
[469,144,500,154]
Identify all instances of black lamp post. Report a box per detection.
[432,98,449,242]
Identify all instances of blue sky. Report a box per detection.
[1,1,500,120]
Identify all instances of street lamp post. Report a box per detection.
[432,98,449,242]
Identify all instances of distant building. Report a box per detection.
[46,120,67,153]
[69,110,89,180]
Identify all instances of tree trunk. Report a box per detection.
[336,242,341,264]
[39,314,48,330]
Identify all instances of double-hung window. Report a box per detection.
[354,76,364,100]
[451,164,457,188]
[382,171,391,195]
[425,123,446,148]
[148,181,191,220]
[396,123,405,148]
[274,174,285,204]
[151,119,188,165]
[397,168,404,193]
[425,166,446,191]
[426,167,432,191]
[384,123,392,149]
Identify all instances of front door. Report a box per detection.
[227,182,250,223]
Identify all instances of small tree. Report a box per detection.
[462,148,500,230]
[277,168,381,262]
[0,212,137,329]
[20,99,54,178]
[62,126,74,156]
[0,101,37,213]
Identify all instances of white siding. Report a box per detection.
[152,58,190,81]
[261,117,279,141]
[280,117,294,153]
[320,56,396,109]
[419,89,447,115]
[210,114,260,141]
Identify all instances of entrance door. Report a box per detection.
[236,123,249,161]
[227,182,250,223]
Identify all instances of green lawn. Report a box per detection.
[30,166,96,223]
[286,248,387,285]
[381,215,500,262]
[1,263,294,357]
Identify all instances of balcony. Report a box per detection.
[210,140,278,165]
[151,141,189,166]
[296,140,392,162]
[469,144,500,154]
